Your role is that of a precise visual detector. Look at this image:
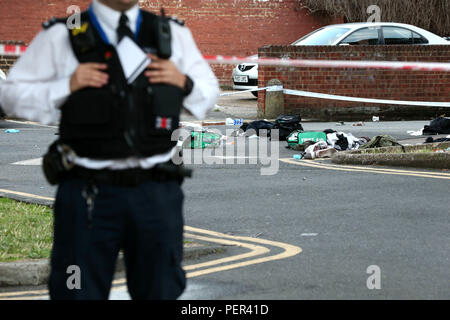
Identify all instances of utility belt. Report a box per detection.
[67,164,190,186]
[42,141,191,186]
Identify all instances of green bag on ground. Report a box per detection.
[190,131,223,149]
[287,131,327,149]
[359,135,403,149]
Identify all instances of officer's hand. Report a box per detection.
[144,54,186,89]
[70,63,109,93]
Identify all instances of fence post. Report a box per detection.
[264,79,284,119]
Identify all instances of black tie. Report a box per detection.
[117,14,134,43]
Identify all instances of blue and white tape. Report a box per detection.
[224,86,450,108]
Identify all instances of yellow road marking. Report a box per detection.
[182,233,270,271]
[0,189,54,201]
[0,296,43,301]
[0,225,300,299]
[109,231,271,287]
[0,186,302,300]
[0,290,49,298]
[0,228,301,299]
[301,159,450,176]
[0,197,302,299]
[4,119,57,129]
[281,158,450,180]
[184,226,302,278]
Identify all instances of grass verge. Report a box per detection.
[0,198,199,263]
[0,198,53,262]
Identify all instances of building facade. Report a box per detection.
[0,0,337,85]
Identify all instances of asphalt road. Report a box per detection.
[0,116,449,300]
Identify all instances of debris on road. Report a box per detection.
[190,131,224,149]
[422,116,450,135]
[180,122,226,149]
[238,115,302,140]
[326,132,368,151]
[407,129,424,136]
[240,120,274,137]
[359,135,403,149]
[303,141,337,159]
[273,115,303,141]
[424,137,450,144]
[226,118,244,126]
[287,131,327,149]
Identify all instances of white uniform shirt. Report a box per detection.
[0,0,219,169]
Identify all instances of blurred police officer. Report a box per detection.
[0,0,219,300]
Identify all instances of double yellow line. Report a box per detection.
[0,191,302,300]
[280,158,450,180]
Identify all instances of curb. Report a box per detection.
[332,142,450,169]
[0,245,226,287]
[0,260,50,287]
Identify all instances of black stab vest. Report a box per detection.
[59,10,183,159]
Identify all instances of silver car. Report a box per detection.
[232,22,450,96]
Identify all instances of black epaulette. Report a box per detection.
[167,16,185,26]
[42,17,67,29]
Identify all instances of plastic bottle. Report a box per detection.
[226,118,244,126]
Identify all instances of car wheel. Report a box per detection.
[251,91,258,98]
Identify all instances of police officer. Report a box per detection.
[0,0,219,300]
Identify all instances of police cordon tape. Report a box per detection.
[221,85,450,108]
[204,55,450,72]
[0,44,27,56]
[3,45,450,72]
[3,46,449,107]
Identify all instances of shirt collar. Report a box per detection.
[92,0,140,33]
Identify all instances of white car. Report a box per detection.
[232,54,259,97]
[232,22,450,97]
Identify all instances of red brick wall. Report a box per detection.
[258,45,450,121]
[0,41,25,73]
[0,0,338,85]
[0,1,91,48]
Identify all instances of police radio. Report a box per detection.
[156,8,171,59]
